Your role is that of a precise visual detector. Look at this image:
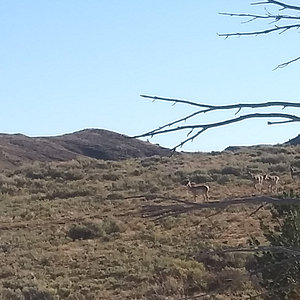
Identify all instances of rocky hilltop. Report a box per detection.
[0,129,171,168]
[285,134,300,146]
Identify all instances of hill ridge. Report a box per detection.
[0,128,171,168]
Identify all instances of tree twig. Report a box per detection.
[273,56,300,70]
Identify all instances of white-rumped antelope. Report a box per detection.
[290,167,300,182]
[186,180,209,202]
[263,174,280,193]
[248,171,264,191]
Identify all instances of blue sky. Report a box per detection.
[0,0,299,151]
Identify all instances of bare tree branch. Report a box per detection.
[219,1,300,68]
[273,55,300,70]
[138,96,300,149]
[252,0,300,11]
[219,12,300,23]
[218,23,300,37]
[135,101,300,150]
[140,95,300,111]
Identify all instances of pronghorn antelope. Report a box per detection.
[186,180,209,202]
[248,171,264,191]
[263,174,280,193]
[290,167,300,181]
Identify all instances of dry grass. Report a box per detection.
[0,145,299,299]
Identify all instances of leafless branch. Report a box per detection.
[219,12,300,22]
[218,23,300,37]
[252,0,300,11]
[273,55,300,70]
[135,110,300,150]
[136,96,300,149]
[140,95,300,111]
[219,1,300,68]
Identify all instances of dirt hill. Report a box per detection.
[285,133,300,145]
[0,129,172,168]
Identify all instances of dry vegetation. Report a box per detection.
[0,145,299,300]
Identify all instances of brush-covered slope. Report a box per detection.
[0,129,171,168]
[0,145,299,299]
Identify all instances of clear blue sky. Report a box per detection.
[0,0,299,151]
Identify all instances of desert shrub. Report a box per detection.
[205,268,250,293]
[221,166,242,176]
[292,159,300,168]
[209,168,221,175]
[141,156,161,168]
[159,216,182,230]
[1,288,24,300]
[45,166,84,181]
[210,151,222,156]
[102,173,120,181]
[131,169,143,176]
[196,251,248,271]
[131,180,161,193]
[102,218,124,235]
[0,174,18,195]
[1,286,54,300]
[268,164,287,173]
[256,154,287,165]
[18,162,85,181]
[152,256,207,295]
[67,219,124,241]
[185,170,213,184]
[92,161,109,169]
[106,192,124,200]
[171,170,188,184]
[46,185,95,200]
[12,175,27,188]
[248,190,300,299]
[191,174,213,184]
[67,222,105,240]
[216,175,231,185]
[22,287,54,300]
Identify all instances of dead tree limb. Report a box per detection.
[140,95,300,111]
[135,96,300,150]
[218,23,300,37]
[252,0,300,11]
[218,0,300,69]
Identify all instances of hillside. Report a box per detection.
[285,133,300,146]
[0,144,299,299]
[0,129,171,168]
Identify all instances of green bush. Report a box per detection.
[248,190,300,299]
